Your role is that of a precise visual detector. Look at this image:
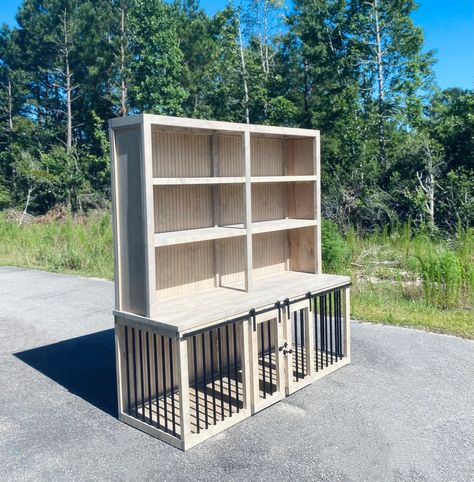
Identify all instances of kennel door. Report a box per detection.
[285,299,315,395]
[250,309,285,413]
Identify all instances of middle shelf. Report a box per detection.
[154,218,317,246]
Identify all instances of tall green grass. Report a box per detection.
[0,212,472,337]
[0,211,114,279]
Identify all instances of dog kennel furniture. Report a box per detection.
[109,114,351,451]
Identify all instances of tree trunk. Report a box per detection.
[372,0,386,166]
[61,9,73,153]
[19,186,33,226]
[303,58,310,127]
[7,77,13,134]
[238,19,250,124]
[120,6,128,117]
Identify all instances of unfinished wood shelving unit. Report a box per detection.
[110,114,351,450]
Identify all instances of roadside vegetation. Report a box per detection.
[1,212,472,338]
[0,209,114,280]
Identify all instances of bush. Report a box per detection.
[321,219,351,273]
[419,251,463,308]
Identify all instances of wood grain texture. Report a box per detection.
[251,136,286,176]
[152,130,212,178]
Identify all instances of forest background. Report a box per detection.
[0,0,472,337]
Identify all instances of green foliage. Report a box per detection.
[129,0,187,114]
[0,211,114,279]
[321,219,351,272]
[0,0,471,233]
[419,251,463,308]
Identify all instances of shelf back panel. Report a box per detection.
[252,183,287,222]
[154,185,213,233]
[218,135,244,176]
[253,231,288,278]
[155,242,215,300]
[287,138,314,176]
[251,137,286,176]
[219,237,246,288]
[152,130,212,177]
[154,185,244,233]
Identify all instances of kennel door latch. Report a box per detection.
[278,341,293,357]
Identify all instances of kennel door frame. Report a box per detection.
[250,309,286,413]
[285,299,315,395]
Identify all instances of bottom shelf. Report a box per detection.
[152,271,350,333]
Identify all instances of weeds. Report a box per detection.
[0,211,114,279]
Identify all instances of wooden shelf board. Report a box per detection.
[250,176,317,183]
[155,225,246,246]
[154,219,316,246]
[135,271,350,332]
[251,218,317,234]
[153,177,245,185]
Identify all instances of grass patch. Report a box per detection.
[0,211,114,280]
[0,212,472,339]
[352,282,474,339]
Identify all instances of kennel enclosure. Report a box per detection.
[110,114,351,450]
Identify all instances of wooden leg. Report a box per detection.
[177,337,191,450]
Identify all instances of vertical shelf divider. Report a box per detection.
[211,132,222,288]
[141,115,157,317]
[243,129,253,292]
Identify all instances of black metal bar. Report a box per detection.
[138,330,145,422]
[319,295,324,370]
[325,295,329,367]
[329,292,333,365]
[218,327,224,420]
[146,332,152,424]
[161,335,168,431]
[225,324,231,417]
[334,290,341,361]
[313,297,318,372]
[153,333,160,429]
[260,322,266,398]
[294,311,299,381]
[267,319,273,394]
[338,290,344,359]
[300,309,305,377]
[192,336,199,433]
[169,338,176,436]
[132,328,138,418]
[201,333,209,429]
[124,326,131,415]
[233,322,239,413]
[209,330,216,424]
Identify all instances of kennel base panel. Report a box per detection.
[115,283,350,451]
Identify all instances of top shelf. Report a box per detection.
[152,176,317,185]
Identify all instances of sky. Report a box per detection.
[0,0,472,89]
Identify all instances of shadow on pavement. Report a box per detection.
[15,329,117,418]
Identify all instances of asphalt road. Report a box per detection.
[0,266,473,481]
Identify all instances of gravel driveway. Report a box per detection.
[0,266,473,481]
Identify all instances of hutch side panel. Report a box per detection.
[113,127,147,315]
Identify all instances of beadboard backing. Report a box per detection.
[154,185,244,233]
[111,115,322,313]
[219,135,244,176]
[253,231,288,278]
[251,137,286,176]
